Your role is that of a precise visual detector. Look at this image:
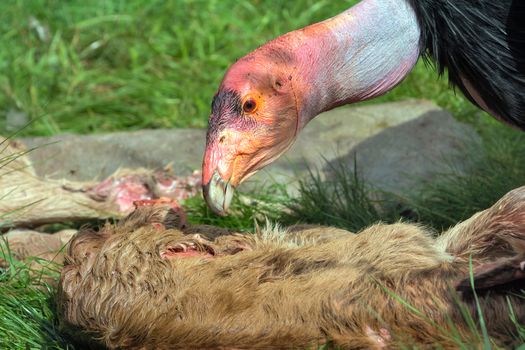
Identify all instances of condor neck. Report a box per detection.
[294,0,421,128]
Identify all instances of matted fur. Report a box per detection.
[58,187,525,349]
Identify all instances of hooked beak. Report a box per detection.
[202,133,239,216]
[202,170,235,216]
[201,127,297,216]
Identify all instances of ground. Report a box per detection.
[1,0,525,349]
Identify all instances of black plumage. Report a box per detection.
[207,90,242,143]
[408,0,525,130]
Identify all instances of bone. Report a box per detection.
[57,186,525,349]
[0,137,200,228]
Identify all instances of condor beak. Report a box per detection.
[202,170,235,216]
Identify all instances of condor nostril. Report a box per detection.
[219,136,225,143]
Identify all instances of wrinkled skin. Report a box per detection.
[58,186,525,349]
[202,52,299,215]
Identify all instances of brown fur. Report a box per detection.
[57,186,525,349]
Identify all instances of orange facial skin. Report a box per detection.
[204,54,301,183]
[201,50,302,214]
[201,16,345,215]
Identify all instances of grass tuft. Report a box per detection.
[184,184,288,231]
[467,256,491,349]
[0,240,71,350]
[407,122,525,230]
[283,159,400,232]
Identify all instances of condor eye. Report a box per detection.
[242,97,257,114]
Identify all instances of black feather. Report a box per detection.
[210,90,242,117]
[407,0,525,130]
[207,90,258,144]
[207,90,242,143]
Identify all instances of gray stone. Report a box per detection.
[246,99,478,195]
[325,110,478,195]
[21,129,206,181]
[20,99,478,197]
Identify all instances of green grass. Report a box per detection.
[407,122,525,230]
[0,0,478,136]
[184,183,287,231]
[0,136,71,349]
[283,159,401,232]
[0,241,70,350]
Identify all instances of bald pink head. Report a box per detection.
[203,0,421,215]
[202,48,301,214]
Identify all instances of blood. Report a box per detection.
[160,246,214,260]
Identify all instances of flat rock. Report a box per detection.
[21,129,206,181]
[19,99,478,196]
[245,99,478,195]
